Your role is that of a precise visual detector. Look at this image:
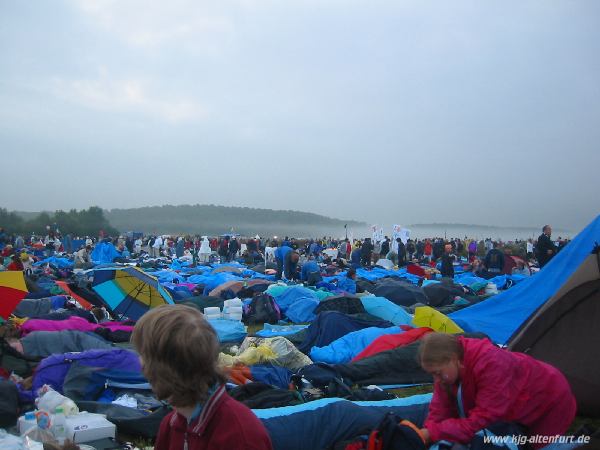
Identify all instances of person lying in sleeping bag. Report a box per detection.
[417,333,576,449]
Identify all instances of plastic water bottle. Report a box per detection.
[52,406,67,444]
[19,411,37,435]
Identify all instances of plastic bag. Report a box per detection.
[36,386,79,416]
[22,412,56,445]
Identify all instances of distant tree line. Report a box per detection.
[105,204,364,236]
[1,206,118,237]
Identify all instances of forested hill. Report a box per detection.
[105,204,365,237]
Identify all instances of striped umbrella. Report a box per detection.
[92,266,174,320]
[0,271,29,319]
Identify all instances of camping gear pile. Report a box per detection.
[0,216,599,449]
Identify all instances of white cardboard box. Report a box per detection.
[65,412,116,443]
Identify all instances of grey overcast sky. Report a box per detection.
[1,0,599,232]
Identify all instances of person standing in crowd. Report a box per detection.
[176,237,185,258]
[433,239,444,261]
[380,236,390,260]
[134,236,143,254]
[406,239,416,261]
[440,243,455,279]
[467,239,478,262]
[350,242,362,269]
[345,239,352,260]
[417,333,576,449]
[361,238,373,267]
[536,225,557,268]
[199,236,212,263]
[228,236,240,262]
[416,239,424,260]
[14,234,25,251]
[132,305,273,450]
[484,242,505,275]
[397,238,407,266]
[217,236,229,262]
[338,239,348,259]
[424,239,433,262]
[526,239,534,260]
[152,235,163,258]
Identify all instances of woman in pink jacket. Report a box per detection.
[418,333,576,448]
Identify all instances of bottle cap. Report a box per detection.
[25,411,35,420]
[55,406,64,414]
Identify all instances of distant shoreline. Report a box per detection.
[408,223,571,233]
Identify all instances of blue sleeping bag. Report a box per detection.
[255,394,431,450]
[310,326,402,364]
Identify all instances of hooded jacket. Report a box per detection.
[154,385,272,450]
[425,337,576,446]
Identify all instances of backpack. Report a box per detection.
[243,293,281,325]
[336,413,426,450]
[366,413,426,450]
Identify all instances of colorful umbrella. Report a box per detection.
[55,280,94,310]
[0,271,29,319]
[92,267,174,320]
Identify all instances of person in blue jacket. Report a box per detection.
[336,267,357,294]
[275,245,300,280]
[350,244,362,269]
[300,256,322,285]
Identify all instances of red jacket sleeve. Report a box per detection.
[424,381,459,429]
[427,350,518,443]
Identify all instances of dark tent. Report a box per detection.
[314,295,365,315]
[370,278,428,307]
[451,214,600,344]
[509,246,600,416]
[423,279,465,307]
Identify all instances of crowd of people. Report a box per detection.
[0,224,569,282]
[0,220,586,450]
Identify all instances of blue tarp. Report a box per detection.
[272,286,320,323]
[185,272,243,294]
[453,273,486,287]
[150,269,186,283]
[255,324,310,338]
[250,364,293,389]
[33,256,73,268]
[207,318,247,342]
[450,214,600,344]
[310,326,402,364]
[91,242,121,264]
[360,296,413,326]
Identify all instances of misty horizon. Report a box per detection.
[8,203,578,236]
[1,1,599,232]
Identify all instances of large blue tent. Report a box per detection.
[450,214,600,344]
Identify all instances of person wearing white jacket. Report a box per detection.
[152,236,163,258]
[199,236,212,263]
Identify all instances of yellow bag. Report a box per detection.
[412,306,464,334]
